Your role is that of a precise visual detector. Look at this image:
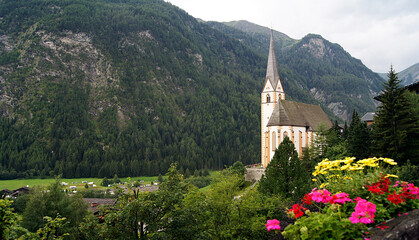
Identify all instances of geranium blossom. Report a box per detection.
[330,192,352,204]
[266,219,281,231]
[288,204,307,219]
[302,193,312,205]
[349,198,376,224]
[309,189,332,203]
[387,191,405,205]
[366,177,390,195]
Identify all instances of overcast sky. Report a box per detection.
[165,0,419,73]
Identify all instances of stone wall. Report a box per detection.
[370,209,419,240]
[245,168,265,182]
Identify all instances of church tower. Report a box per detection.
[261,30,285,167]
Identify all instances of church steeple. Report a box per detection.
[266,30,279,89]
[263,30,285,99]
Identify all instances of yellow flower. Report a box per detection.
[319,183,329,188]
[340,164,350,170]
[312,178,317,182]
[384,174,399,178]
[381,158,397,165]
[357,158,379,168]
[343,157,356,164]
[348,166,364,171]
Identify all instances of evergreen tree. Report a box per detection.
[347,110,371,159]
[258,137,310,201]
[373,67,419,164]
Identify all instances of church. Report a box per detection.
[261,31,332,168]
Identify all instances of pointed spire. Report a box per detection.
[266,29,280,89]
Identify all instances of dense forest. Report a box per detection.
[0,0,265,178]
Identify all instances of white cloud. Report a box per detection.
[166,0,419,72]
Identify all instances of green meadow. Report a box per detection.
[0,176,162,190]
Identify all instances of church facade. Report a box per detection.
[261,31,332,168]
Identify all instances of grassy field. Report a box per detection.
[1,170,219,191]
[0,176,162,190]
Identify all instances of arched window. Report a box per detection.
[283,131,288,139]
[266,94,271,103]
[272,131,276,150]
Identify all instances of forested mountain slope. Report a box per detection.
[0,0,265,179]
[0,0,384,179]
[210,21,384,120]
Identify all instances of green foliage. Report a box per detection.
[24,216,69,240]
[373,67,419,164]
[258,137,310,201]
[229,161,247,176]
[396,160,419,185]
[347,110,371,159]
[185,176,212,188]
[282,211,366,240]
[0,199,27,239]
[22,179,88,238]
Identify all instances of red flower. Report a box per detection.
[288,204,307,219]
[366,177,391,195]
[387,191,405,205]
[302,193,312,205]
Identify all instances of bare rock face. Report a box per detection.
[370,209,419,240]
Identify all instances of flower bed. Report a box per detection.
[266,157,419,239]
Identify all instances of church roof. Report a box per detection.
[265,30,281,90]
[267,100,332,129]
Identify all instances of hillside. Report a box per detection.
[0,0,265,179]
[0,0,385,179]
[210,21,384,120]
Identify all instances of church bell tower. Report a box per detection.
[261,30,285,167]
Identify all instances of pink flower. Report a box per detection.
[309,189,332,203]
[330,192,352,204]
[349,198,376,224]
[266,219,281,231]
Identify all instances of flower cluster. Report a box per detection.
[287,204,307,219]
[329,192,352,204]
[308,188,352,205]
[367,178,419,205]
[268,157,419,239]
[366,176,390,195]
[265,219,281,231]
[302,193,312,205]
[312,157,397,177]
[349,198,376,224]
[309,188,332,203]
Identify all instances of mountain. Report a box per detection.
[209,20,384,120]
[378,63,419,86]
[398,63,419,85]
[0,0,265,179]
[0,0,383,179]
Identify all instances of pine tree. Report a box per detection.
[373,67,419,164]
[347,110,371,159]
[258,137,310,201]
